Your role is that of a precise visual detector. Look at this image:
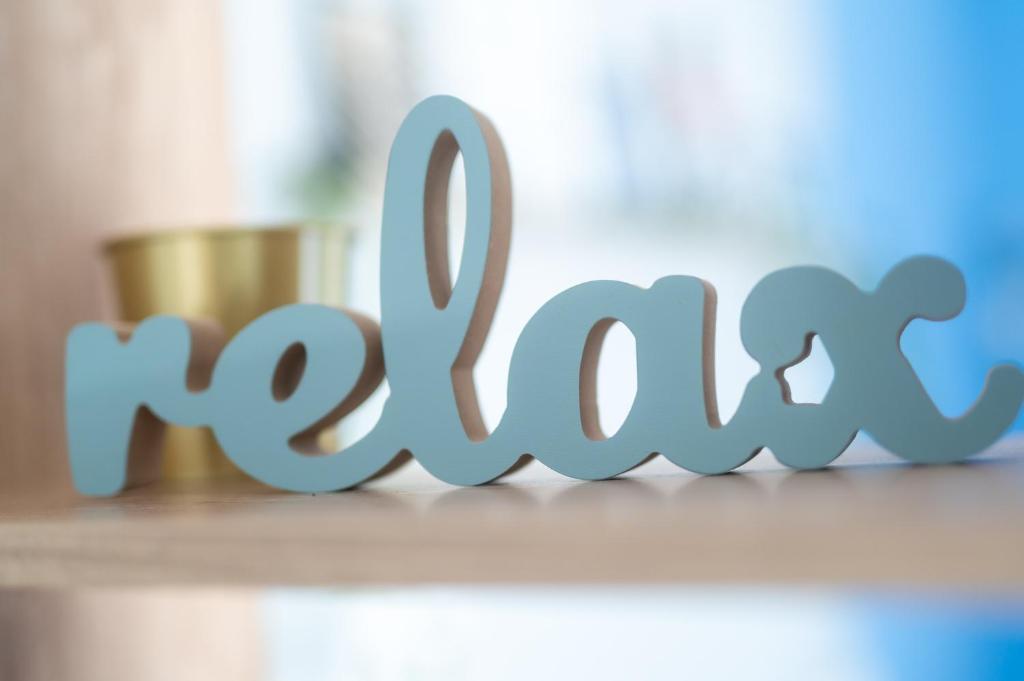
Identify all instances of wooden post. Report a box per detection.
[0,0,234,494]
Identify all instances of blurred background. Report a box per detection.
[0,587,1021,680]
[219,0,1024,442]
[1,0,1021,487]
[0,0,1021,679]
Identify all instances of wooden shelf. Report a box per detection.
[1,438,1022,586]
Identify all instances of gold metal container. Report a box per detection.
[103,224,351,481]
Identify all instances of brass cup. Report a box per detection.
[103,224,351,481]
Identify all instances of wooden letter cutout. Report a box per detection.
[66,96,1024,495]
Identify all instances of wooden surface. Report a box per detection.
[0,0,233,495]
[0,590,263,681]
[0,436,1022,587]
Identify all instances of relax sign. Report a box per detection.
[66,96,1024,495]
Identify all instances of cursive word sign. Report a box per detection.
[66,96,1024,495]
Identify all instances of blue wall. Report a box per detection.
[824,0,1024,430]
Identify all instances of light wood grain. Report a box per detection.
[0,0,233,495]
[0,590,263,681]
[0,437,1022,587]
